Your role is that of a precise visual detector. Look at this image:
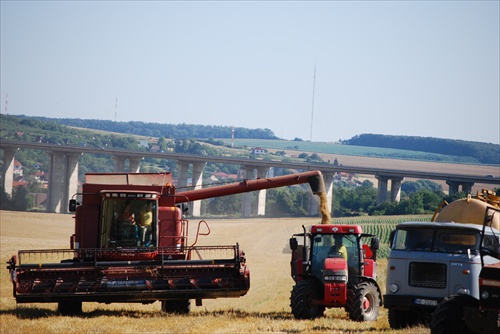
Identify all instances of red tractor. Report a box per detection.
[289,224,382,321]
[7,170,326,315]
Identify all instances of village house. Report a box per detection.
[251,147,266,155]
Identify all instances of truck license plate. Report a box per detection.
[414,298,438,306]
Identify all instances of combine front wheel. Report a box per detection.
[290,280,325,319]
[347,282,380,321]
[161,299,191,314]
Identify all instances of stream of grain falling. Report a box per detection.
[318,191,331,224]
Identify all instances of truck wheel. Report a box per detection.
[290,280,325,319]
[161,299,191,314]
[430,295,472,334]
[388,308,412,329]
[347,282,380,321]
[58,301,83,316]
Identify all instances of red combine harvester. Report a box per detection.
[7,170,326,315]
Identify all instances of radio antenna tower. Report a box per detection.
[115,97,117,121]
[310,63,316,142]
[4,93,8,113]
[231,125,235,148]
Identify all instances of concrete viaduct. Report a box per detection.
[1,140,499,215]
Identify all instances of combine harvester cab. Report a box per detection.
[7,170,326,315]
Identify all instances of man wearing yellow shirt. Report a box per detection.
[329,235,348,261]
[139,202,153,246]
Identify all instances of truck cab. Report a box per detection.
[384,221,500,328]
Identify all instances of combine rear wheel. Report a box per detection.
[290,280,325,319]
[161,299,191,314]
[346,282,380,321]
[58,301,83,316]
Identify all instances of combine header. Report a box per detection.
[7,170,326,315]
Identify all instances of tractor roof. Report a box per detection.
[310,224,363,235]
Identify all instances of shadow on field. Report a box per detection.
[0,307,159,319]
[195,309,294,320]
[0,307,58,319]
[2,307,303,320]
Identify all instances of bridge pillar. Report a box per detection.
[377,175,405,204]
[63,153,81,213]
[191,162,205,217]
[113,156,126,172]
[376,175,390,204]
[390,177,404,202]
[176,161,189,189]
[256,167,269,216]
[1,147,16,196]
[446,180,475,195]
[446,181,460,195]
[240,166,254,218]
[47,152,65,213]
[129,157,142,173]
[462,182,474,194]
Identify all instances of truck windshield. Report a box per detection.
[100,198,157,248]
[392,227,480,253]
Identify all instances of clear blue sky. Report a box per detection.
[1,1,499,144]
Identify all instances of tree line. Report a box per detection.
[26,116,279,140]
[343,134,499,165]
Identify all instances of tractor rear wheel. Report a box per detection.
[290,280,325,319]
[58,301,83,316]
[346,282,380,321]
[161,299,191,314]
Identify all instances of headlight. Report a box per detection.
[457,288,470,295]
[389,283,399,293]
[481,290,489,299]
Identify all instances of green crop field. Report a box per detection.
[331,215,432,258]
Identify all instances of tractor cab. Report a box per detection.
[290,224,379,284]
[310,233,361,282]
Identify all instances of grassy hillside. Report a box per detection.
[3,114,496,165]
[216,138,480,164]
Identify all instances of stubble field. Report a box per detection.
[0,210,430,333]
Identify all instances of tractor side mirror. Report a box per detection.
[68,199,78,212]
[289,238,298,251]
[370,237,380,261]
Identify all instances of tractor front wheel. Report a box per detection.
[290,280,325,319]
[161,299,191,314]
[346,282,380,321]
